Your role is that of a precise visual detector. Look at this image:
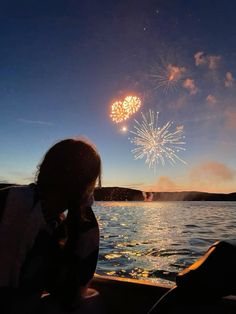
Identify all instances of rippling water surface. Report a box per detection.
[93,201,236,285]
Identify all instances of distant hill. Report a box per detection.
[94,186,144,201]
[94,187,236,201]
[1,184,236,201]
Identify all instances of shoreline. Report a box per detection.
[1,184,235,202]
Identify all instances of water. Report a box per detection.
[93,201,236,285]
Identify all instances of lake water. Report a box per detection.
[93,201,236,285]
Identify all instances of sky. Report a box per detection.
[0,0,236,193]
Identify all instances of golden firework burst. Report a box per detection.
[122,96,141,115]
[110,101,130,123]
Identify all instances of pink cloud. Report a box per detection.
[224,72,234,87]
[190,161,235,181]
[167,64,186,82]
[208,55,221,70]
[206,94,217,105]
[194,51,221,70]
[194,51,207,66]
[151,176,178,192]
[183,78,198,95]
[225,110,236,130]
[176,125,184,131]
[168,94,188,109]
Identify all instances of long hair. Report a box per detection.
[35,138,101,207]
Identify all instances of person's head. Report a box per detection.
[36,138,101,208]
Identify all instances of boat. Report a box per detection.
[90,274,169,313]
[87,274,236,314]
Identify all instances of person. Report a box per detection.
[0,138,102,313]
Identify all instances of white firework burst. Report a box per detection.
[129,110,186,169]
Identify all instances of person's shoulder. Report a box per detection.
[0,183,32,191]
[0,183,36,205]
[0,185,12,212]
[0,183,34,195]
[0,183,15,191]
[0,184,19,200]
[0,184,23,218]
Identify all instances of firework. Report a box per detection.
[110,101,130,123]
[150,63,186,94]
[129,110,186,169]
[110,95,142,123]
[122,96,141,115]
[120,126,128,133]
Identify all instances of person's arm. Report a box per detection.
[48,205,99,309]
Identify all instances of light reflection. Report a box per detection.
[95,201,231,284]
[95,201,180,284]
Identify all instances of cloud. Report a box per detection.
[206,94,217,105]
[150,176,178,192]
[176,125,184,131]
[224,72,234,87]
[183,78,198,95]
[168,94,188,109]
[194,51,221,70]
[18,118,54,126]
[208,55,221,70]
[225,109,236,130]
[194,51,207,66]
[190,161,235,181]
[183,114,219,124]
[122,182,145,188]
[0,177,10,184]
[188,162,236,193]
[167,64,186,82]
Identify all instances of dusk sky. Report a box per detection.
[0,0,236,193]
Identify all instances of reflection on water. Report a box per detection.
[93,201,236,285]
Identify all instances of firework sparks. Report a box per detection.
[110,101,130,123]
[150,63,186,94]
[122,96,141,115]
[129,110,186,169]
[110,95,142,123]
[121,126,128,133]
